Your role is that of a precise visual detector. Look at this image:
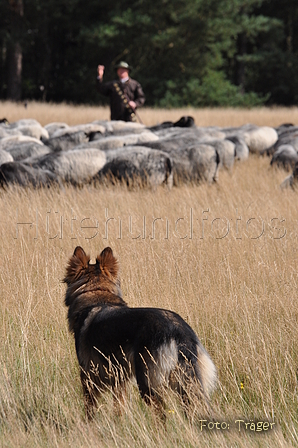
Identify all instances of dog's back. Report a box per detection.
[75,303,217,403]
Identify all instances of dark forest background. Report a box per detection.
[1,0,298,107]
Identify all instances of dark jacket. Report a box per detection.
[97,78,145,121]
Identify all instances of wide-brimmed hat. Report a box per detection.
[115,61,132,71]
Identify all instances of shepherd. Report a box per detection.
[96,61,145,123]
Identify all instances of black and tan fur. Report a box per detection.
[64,246,217,416]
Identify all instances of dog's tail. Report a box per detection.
[174,341,217,401]
[195,344,217,398]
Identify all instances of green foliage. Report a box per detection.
[159,71,268,108]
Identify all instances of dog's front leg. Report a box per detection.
[113,383,127,417]
[80,370,98,419]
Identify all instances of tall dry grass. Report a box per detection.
[0,154,298,447]
[1,100,298,127]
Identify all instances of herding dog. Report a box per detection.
[64,246,217,417]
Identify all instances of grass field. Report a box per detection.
[0,105,298,447]
[2,100,298,127]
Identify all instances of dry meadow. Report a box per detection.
[2,100,298,127]
[0,105,298,447]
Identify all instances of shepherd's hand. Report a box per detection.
[129,101,136,110]
[97,65,105,79]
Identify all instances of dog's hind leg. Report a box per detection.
[134,355,166,420]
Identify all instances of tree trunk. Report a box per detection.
[7,41,22,100]
[6,0,24,101]
[236,33,247,95]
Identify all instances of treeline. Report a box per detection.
[1,0,298,107]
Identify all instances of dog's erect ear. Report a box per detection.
[73,246,88,262]
[96,247,119,280]
[64,246,90,284]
